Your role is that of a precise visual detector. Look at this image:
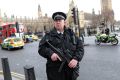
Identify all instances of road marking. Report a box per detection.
[16,64,20,66]
[0,70,25,80]
[25,59,29,62]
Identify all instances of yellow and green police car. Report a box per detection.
[29,34,39,41]
[1,37,24,50]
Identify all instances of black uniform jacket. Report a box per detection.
[38,27,84,67]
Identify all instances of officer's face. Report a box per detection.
[54,19,66,31]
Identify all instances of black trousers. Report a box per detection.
[46,64,74,80]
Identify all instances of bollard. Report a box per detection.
[1,58,12,80]
[24,65,36,80]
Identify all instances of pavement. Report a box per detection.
[0,71,25,80]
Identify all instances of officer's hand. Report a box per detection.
[68,59,78,68]
[51,53,61,61]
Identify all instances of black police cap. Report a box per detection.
[52,12,67,21]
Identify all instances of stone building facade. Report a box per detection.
[0,5,53,33]
[0,0,115,35]
[15,4,54,33]
[100,0,115,31]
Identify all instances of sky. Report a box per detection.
[0,0,120,21]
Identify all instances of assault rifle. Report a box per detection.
[45,40,79,80]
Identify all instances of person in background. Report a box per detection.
[105,28,110,35]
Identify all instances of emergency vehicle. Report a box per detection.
[0,22,25,44]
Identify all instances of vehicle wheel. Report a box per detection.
[20,46,24,49]
[7,47,11,50]
[95,39,101,45]
[1,46,4,50]
[111,38,118,45]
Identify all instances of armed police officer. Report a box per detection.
[38,12,84,80]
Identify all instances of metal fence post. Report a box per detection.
[1,58,12,80]
[24,65,36,80]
